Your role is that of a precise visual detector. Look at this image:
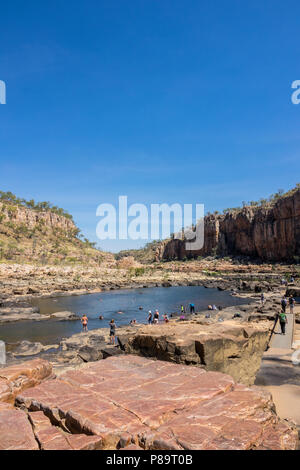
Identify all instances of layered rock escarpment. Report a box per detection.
[0,201,76,233]
[0,199,112,266]
[0,356,295,450]
[159,188,300,262]
[118,321,271,386]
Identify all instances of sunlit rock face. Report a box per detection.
[0,356,294,450]
[0,359,53,404]
[159,188,300,262]
[117,321,270,386]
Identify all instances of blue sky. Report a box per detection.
[0,1,300,252]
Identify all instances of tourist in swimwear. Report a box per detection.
[81,314,88,332]
[148,310,152,324]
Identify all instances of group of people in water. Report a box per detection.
[80,300,219,344]
[81,290,297,340]
[147,310,169,324]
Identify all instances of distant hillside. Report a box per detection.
[0,191,113,266]
[115,241,163,264]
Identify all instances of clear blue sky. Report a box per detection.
[0,1,300,252]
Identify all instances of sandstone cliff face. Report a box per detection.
[0,202,76,233]
[0,202,110,265]
[160,189,300,262]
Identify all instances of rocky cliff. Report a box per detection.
[0,198,110,265]
[0,201,76,233]
[159,187,300,262]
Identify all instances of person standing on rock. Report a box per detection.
[189,303,195,314]
[261,293,265,306]
[109,319,116,345]
[279,311,288,335]
[153,310,159,324]
[81,314,88,332]
[147,310,152,324]
[289,296,295,314]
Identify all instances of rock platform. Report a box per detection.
[0,356,298,450]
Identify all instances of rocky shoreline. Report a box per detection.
[0,259,296,324]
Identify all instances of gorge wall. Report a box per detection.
[158,188,300,262]
[0,202,77,234]
[0,200,110,265]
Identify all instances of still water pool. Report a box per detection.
[0,286,249,345]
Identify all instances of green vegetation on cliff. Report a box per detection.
[0,190,111,266]
[0,191,73,220]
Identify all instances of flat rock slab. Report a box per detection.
[0,408,39,450]
[50,311,79,321]
[14,356,298,450]
[0,358,52,403]
[0,307,79,323]
[12,340,59,357]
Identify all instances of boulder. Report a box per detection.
[286,288,300,297]
[0,358,53,404]
[50,311,80,321]
[117,321,271,385]
[12,341,59,357]
[78,345,103,362]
